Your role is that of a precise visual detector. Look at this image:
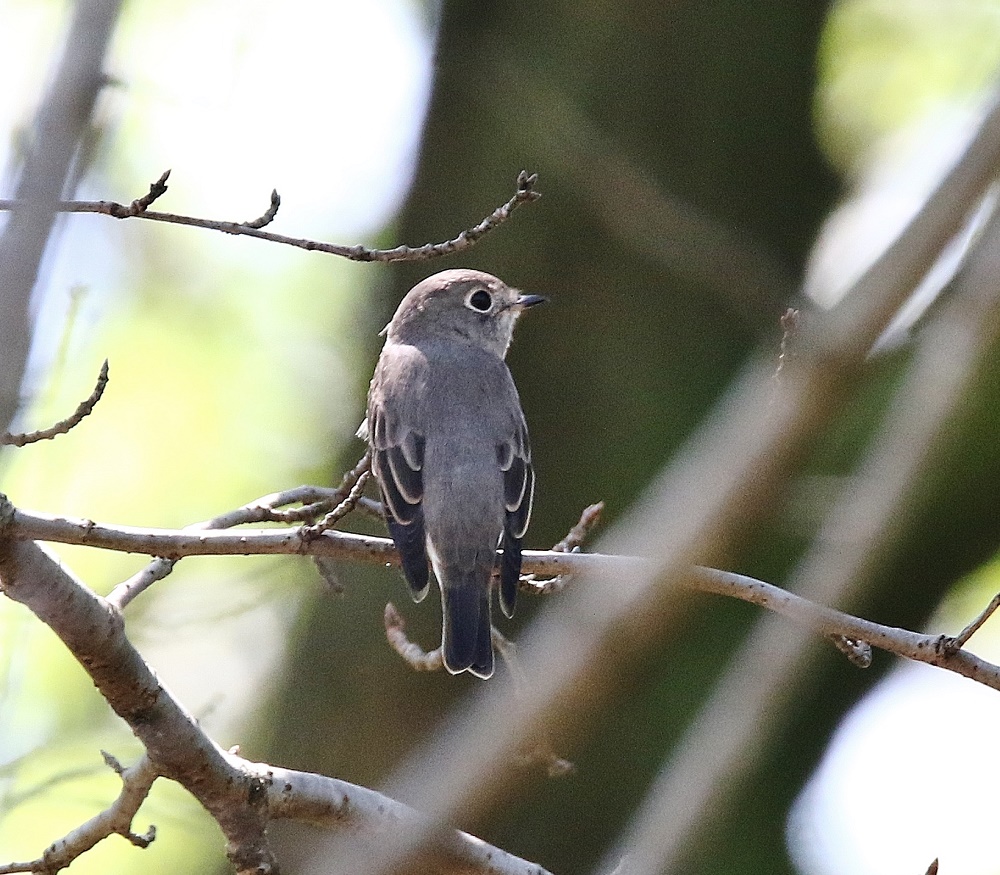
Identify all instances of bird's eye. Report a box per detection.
[466,289,493,312]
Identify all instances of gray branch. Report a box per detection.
[0,523,552,875]
[4,496,999,689]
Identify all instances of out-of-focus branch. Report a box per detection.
[0,170,541,263]
[603,132,1000,875]
[1,360,109,447]
[0,0,123,436]
[295,89,1000,875]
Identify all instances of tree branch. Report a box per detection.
[1,360,109,447]
[0,0,123,435]
[0,522,552,875]
[600,108,1000,875]
[0,171,541,263]
[0,753,160,874]
[4,495,1000,691]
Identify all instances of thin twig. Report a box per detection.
[0,753,159,874]
[126,170,169,213]
[243,189,280,229]
[300,453,372,537]
[0,171,541,263]
[1,360,109,447]
[521,501,605,595]
[551,501,605,553]
[383,602,444,672]
[943,591,1000,653]
[105,457,373,609]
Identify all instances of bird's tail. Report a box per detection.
[441,572,493,679]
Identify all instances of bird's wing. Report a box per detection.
[369,386,430,602]
[496,413,534,618]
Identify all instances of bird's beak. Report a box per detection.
[512,293,548,309]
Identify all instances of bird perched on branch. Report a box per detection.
[363,269,545,678]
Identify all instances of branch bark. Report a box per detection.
[0,520,552,875]
[4,496,999,689]
[0,170,540,264]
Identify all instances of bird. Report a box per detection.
[364,268,545,678]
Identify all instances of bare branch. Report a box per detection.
[520,501,606,596]
[0,528,553,875]
[384,602,444,671]
[0,753,160,874]
[551,501,605,553]
[6,494,1000,691]
[1,360,109,447]
[943,591,1000,653]
[300,452,372,536]
[104,457,372,609]
[243,189,280,229]
[600,122,1000,875]
[0,537,276,874]
[124,169,169,213]
[257,762,554,875]
[0,171,541,263]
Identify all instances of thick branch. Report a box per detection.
[0,537,275,874]
[255,763,552,875]
[0,523,552,875]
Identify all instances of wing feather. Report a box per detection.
[497,418,534,617]
[368,398,429,600]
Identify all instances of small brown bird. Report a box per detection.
[364,269,545,678]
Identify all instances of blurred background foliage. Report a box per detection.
[4,1,1000,874]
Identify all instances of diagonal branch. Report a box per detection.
[0,753,160,875]
[0,521,553,875]
[601,130,1000,875]
[0,536,275,875]
[1,360,109,447]
[290,88,1000,875]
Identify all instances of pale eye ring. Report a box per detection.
[465,288,493,312]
